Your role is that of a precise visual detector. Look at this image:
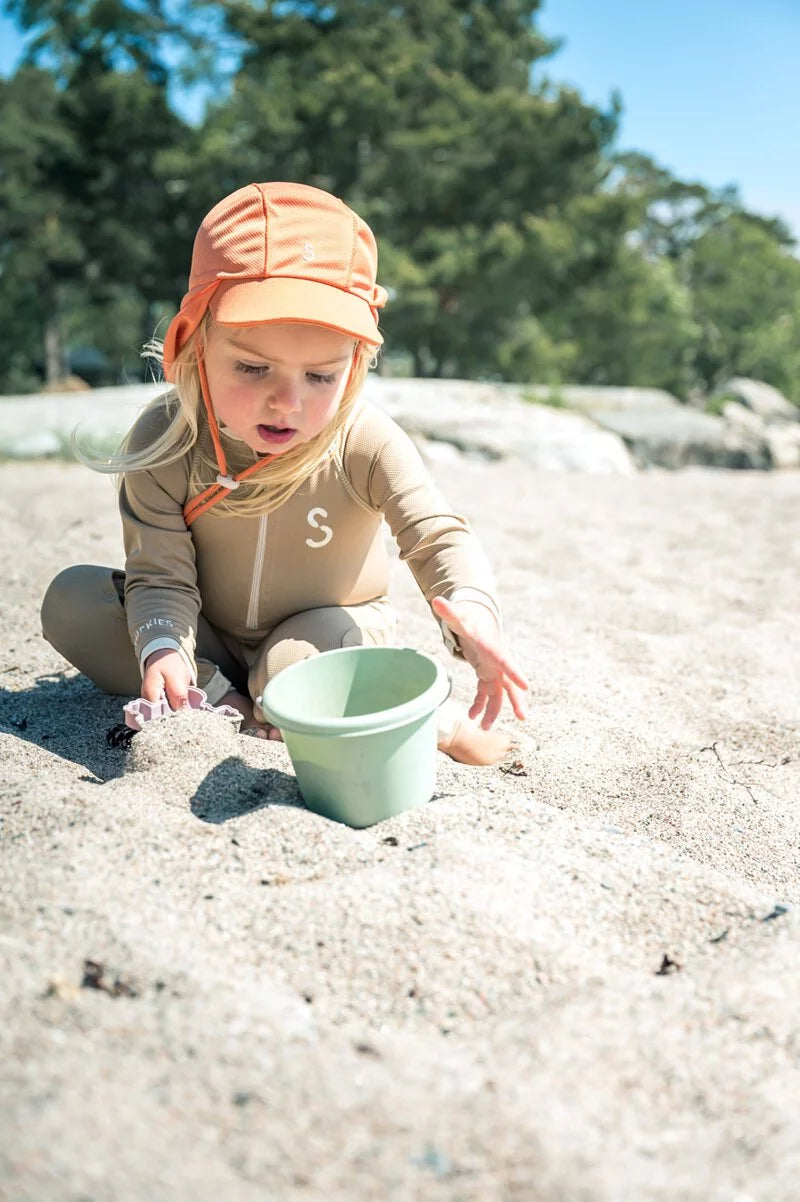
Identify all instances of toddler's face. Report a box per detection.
[203,322,355,455]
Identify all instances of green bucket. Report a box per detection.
[258,646,450,828]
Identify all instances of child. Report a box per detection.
[41,182,529,765]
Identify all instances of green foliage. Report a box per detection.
[523,388,567,408]
[555,245,700,396]
[0,1,191,387]
[0,0,798,401]
[704,392,738,417]
[186,0,619,379]
[688,212,800,401]
[607,153,800,400]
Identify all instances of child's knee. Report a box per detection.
[41,565,121,648]
[251,615,354,711]
[42,565,86,642]
[264,635,319,681]
[250,603,393,710]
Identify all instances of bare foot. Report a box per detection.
[219,690,283,741]
[437,712,511,766]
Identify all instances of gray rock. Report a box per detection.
[0,377,637,476]
[593,406,772,470]
[0,385,162,459]
[1,430,63,458]
[3,377,797,473]
[526,384,682,412]
[717,377,798,421]
[722,401,800,469]
[366,377,636,475]
[721,400,766,434]
[765,422,800,470]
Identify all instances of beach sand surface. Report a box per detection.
[1,456,798,1201]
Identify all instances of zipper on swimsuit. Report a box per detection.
[246,513,269,629]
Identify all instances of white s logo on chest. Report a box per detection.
[305,506,333,548]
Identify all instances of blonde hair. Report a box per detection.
[82,313,375,518]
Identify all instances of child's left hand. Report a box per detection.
[431,595,529,730]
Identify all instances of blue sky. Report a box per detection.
[538,0,800,238]
[2,0,798,238]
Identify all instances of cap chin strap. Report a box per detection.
[182,345,361,528]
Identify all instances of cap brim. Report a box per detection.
[210,277,383,346]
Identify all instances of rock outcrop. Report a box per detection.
[1,376,797,471]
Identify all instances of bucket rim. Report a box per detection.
[258,645,451,736]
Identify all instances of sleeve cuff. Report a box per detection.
[139,636,197,683]
[200,667,235,707]
[447,587,502,627]
[435,587,502,657]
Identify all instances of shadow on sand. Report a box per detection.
[190,756,302,824]
[0,672,128,781]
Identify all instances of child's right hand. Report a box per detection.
[142,648,192,711]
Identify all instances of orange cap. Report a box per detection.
[162,181,388,377]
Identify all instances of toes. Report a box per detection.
[438,716,510,766]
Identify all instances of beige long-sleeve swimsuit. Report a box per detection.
[42,397,501,715]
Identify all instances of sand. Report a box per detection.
[1,454,798,1201]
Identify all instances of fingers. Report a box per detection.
[507,681,529,723]
[141,670,164,703]
[483,654,528,693]
[468,681,489,722]
[141,652,191,711]
[479,691,503,730]
[467,632,528,690]
[469,678,527,730]
[142,670,189,709]
[164,677,190,711]
[432,596,530,692]
[501,658,529,691]
[433,594,531,728]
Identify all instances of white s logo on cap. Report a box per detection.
[301,242,316,262]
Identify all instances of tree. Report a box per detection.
[611,152,800,400]
[0,65,79,388]
[0,0,192,389]
[3,1,797,398]
[689,212,800,399]
[190,0,620,378]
